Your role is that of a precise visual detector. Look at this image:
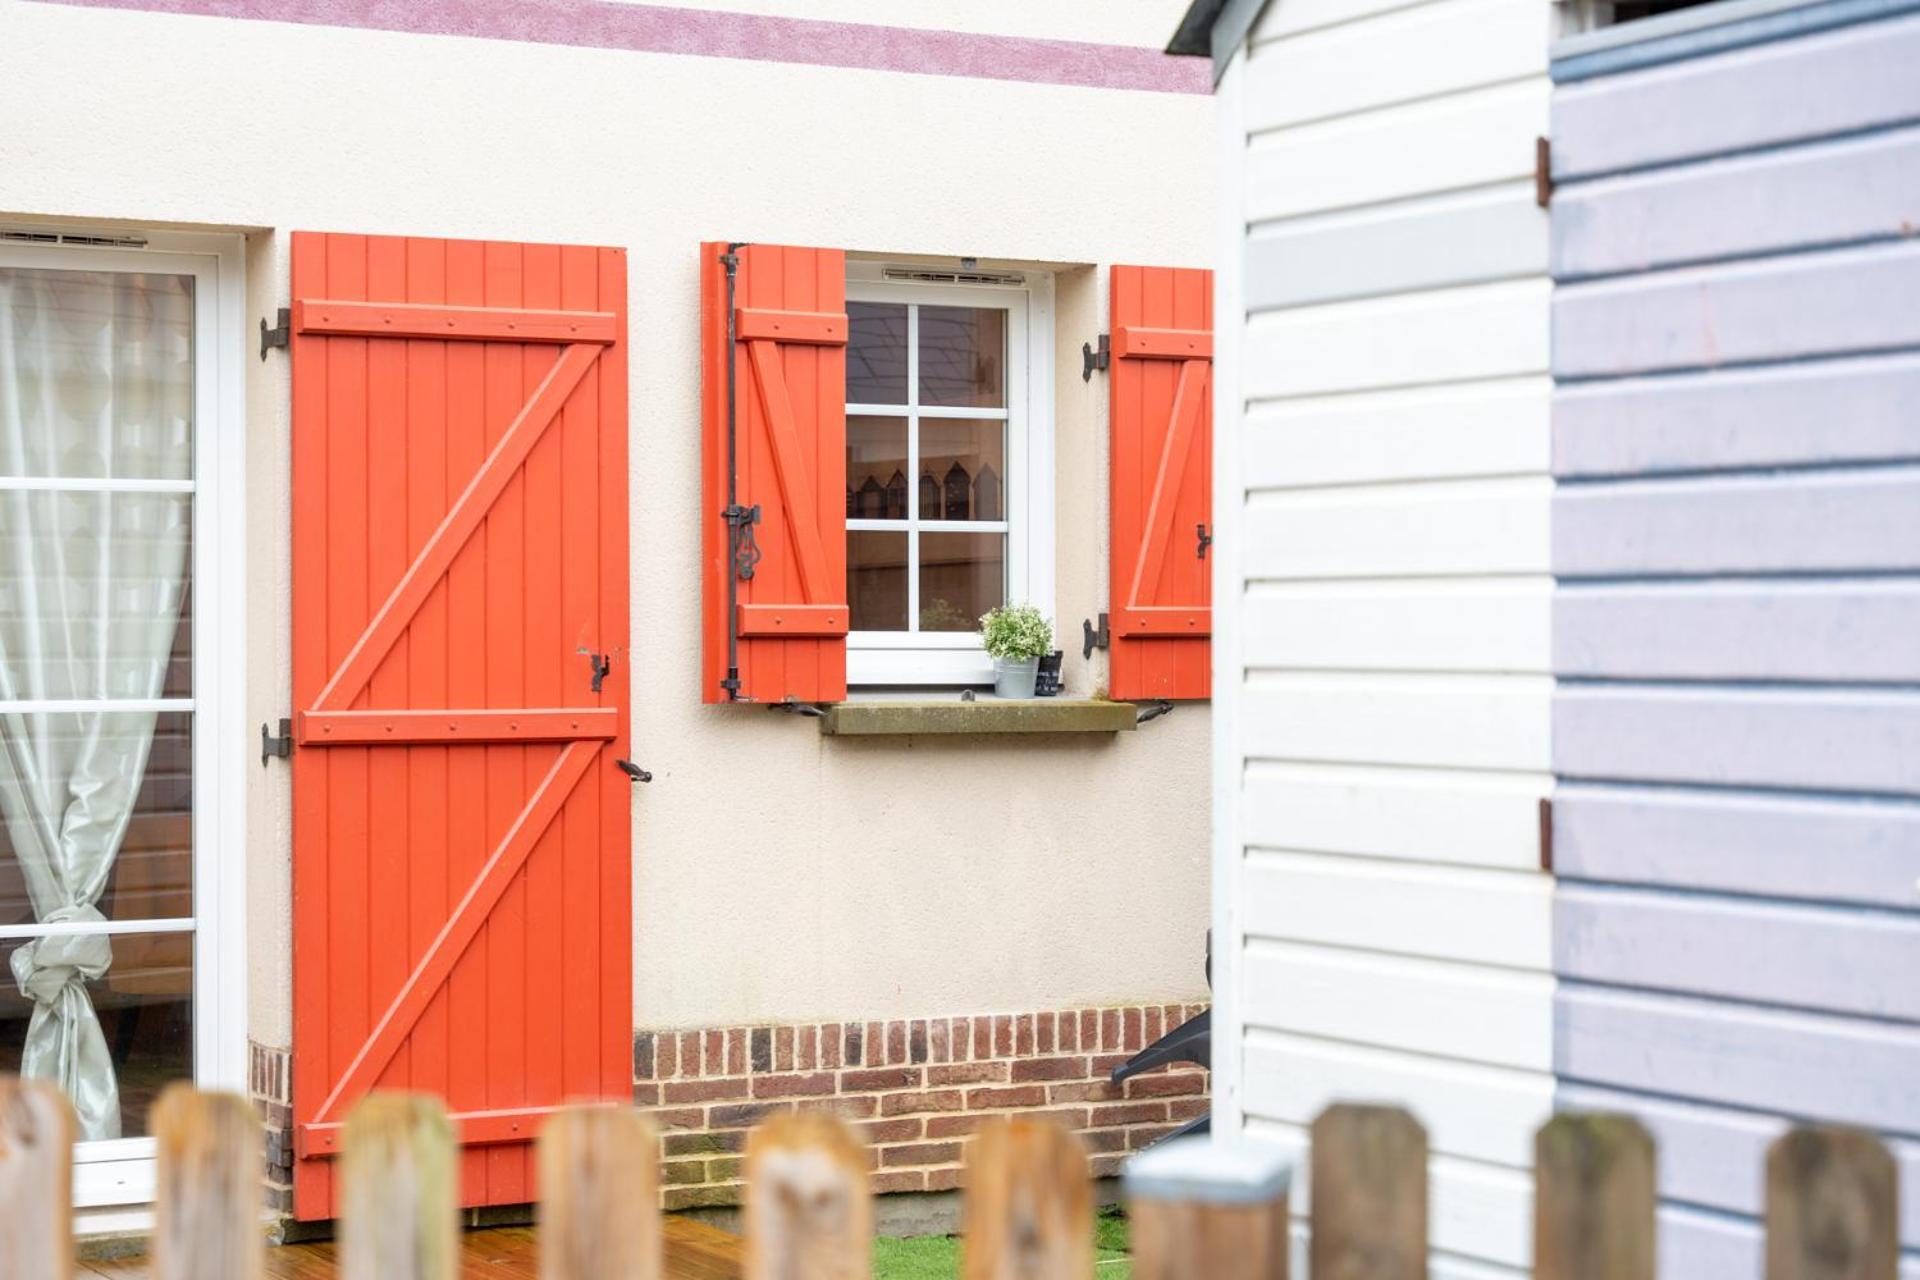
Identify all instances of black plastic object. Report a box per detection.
[1035,649,1065,697]
[1110,1008,1211,1086]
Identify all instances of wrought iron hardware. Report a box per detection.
[1081,334,1110,382]
[1196,523,1213,559]
[1137,700,1174,725]
[616,758,652,783]
[259,307,291,361]
[724,503,763,581]
[1081,613,1110,660]
[770,698,827,718]
[589,652,612,693]
[261,718,293,765]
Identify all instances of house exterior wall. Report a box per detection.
[1212,1,1557,1274]
[0,0,1216,1213]
[1550,7,1920,1276]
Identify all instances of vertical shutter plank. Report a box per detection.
[595,243,633,1098]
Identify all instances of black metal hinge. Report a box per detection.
[259,307,290,361]
[724,503,763,580]
[261,718,293,765]
[589,652,612,693]
[1197,523,1213,560]
[1081,334,1110,382]
[1081,613,1110,660]
[1534,136,1554,209]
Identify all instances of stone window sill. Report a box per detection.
[817,698,1138,736]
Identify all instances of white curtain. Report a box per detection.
[0,266,194,1140]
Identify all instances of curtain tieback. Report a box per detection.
[11,904,112,1006]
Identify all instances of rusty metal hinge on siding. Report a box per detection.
[1081,613,1110,660]
[1534,137,1554,209]
[259,307,291,361]
[1081,334,1110,382]
[261,718,293,765]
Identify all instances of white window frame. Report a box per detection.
[844,263,1054,687]
[0,229,247,1213]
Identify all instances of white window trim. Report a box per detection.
[844,264,1055,687]
[0,228,248,1210]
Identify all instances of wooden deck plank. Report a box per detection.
[77,1220,741,1280]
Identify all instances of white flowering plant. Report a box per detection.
[979,603,1054,661]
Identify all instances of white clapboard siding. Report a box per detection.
[1245,578,1552,672]
[1220,7,1554,1277]
[1248,79,1548,222]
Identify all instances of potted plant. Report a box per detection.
[980,603,1054,699]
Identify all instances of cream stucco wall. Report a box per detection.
[0,0,1214,1047]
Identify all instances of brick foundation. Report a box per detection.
[632,1004,1210,1210]
[250,1041,294,1216]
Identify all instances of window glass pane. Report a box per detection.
[920,532,1005,632]
[0,929,193,1138]
[846,302,907,405]
[919,419,1005,521]
[848,531,908,631]
[0,268,194,480]
[918,306,1005,408]
[846,416,908,521]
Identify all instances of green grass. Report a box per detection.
[872,1207,1130,1278]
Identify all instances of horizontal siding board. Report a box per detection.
[1245,763,1550,869]
[1251,0,1432,41]
[1556,885,1920,1020]
[1552,468,1920,577]
[1249,185,1547,309]
[1248,851,1552,969]
[1552,240,1920,379]
[1249,478,1552,580]
[1244,0,1547,131]
[1552,784,1920,910]
[1249,279,1551,399]
[1553,353,1920,477]
[1249,377,1551,489]
[1248,674,1553,771]
[1557,1084,1920,1250]
[1555,580,1920,682]
[1248,580,1551,673]
[1550,13,1920,179]
[1554,685,1920,795]
[1551,125,1920,280]
[1248,79,1548,222]
[1247,1032,1553,1167]
[1245,942,1555,1071]
[1557,985,1920,1134]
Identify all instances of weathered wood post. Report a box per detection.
[1310,1104,1427,1280]
[340,1093,458,1280]
[1126,1135,1293,1280]
[0,1076,74,1280]
[1766,1126,1898,1280]
[745,1110,872,1280]
[962,1118,1092,1280]
[151,1085,262,1280]
[1534,1113,1655,1280]
[539,1106,661,1280]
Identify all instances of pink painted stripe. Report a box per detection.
[31,0,1213,94]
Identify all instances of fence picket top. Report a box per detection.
[0,1075,74,1280]
[151,1085,262,1280]
[1310,1104,1427,1280]
[963,1119,1093,1280]
[1766,1125,1899,1280]
[538,1106,661,1280]
[1534,1112,1655,1280]
[745,1110,872,1280]
[340,1092,458,1280]
[1124,1134,1292,1205]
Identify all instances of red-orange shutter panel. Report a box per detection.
[700,242,850,703]
[1109,265,1213,701]
[289,233,632,1218]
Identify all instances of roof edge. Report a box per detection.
[1167,0,1274,82]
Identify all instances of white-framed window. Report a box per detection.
[0,228,246,1216]
[844,263,1054,687]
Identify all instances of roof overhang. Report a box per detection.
[1166,0,1275,83]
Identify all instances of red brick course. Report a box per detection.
[632,1002,1209,1210]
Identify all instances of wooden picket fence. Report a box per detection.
[0,1076,1903,1278]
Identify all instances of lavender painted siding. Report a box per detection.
[1550,6,1920,1273]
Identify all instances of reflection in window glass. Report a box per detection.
[846,302,907,405]
[918,419,1004,521]
[920,532,1005,631]
[918,307,1005,408]
[849,531,908,631]
[846,416,908,519]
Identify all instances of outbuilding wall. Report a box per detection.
[1549,6,1920,1275]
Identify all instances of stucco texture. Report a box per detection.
[0,0,1214,1044]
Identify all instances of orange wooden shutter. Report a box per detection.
[1109,265,1213,701]
[289,233,632,1218]
[700,242,849,703]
